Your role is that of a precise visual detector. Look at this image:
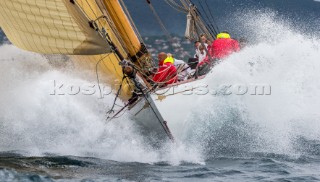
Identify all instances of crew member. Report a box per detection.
[196,44,207,63]
[210,32,240,59]
[200,34,209,49]
[166,53,192,81]
[188,41,201,70]
[193,41,201,59]
[195,32,240,76]
[153,52,177,86]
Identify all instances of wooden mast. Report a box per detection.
[102,0,143,60]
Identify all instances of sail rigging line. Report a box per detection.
[94,0,131,51]
[163,0,213,40]
[97,6,131,55]
[106,19,131,56]
[167,0,187,11]
[112,57,138,92]
[106,75,127,116]
[96,0,150,69]
[164,0,217,40]
[179,0,190,9]
[195,3,212,34]
[146,0,185,66]
[191,6,214,39]
[119,0,144,44]
[164,0,188,13]
[83,0,104,29]
[77,0,133,59]
[204,0,220,34]
[107,102,130,121]
[104,56,176,141]
[195,0,218,36]
[146,0,173,43]
[109,54,174,141]
[95,53,113,99]
[188,0,216,38]
[82,0,151,73]
[102,0,142,62]
[107,78,175,141]
[106,52,176,137]
[103,46,132,119]
[72,0,123,50]
[88,18,135,101]
[200,0,219,36]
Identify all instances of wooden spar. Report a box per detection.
[102,0,142,59]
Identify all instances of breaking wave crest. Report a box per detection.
[0,11,320,165]
[183,11,320,158]
[0,45,203,165]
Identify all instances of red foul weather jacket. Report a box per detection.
[210,38,240,59]
[153,61,177,85]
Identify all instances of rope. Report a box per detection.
[147,1,172,42]
[196,0,218,36]
[179,0,190,9]
[168,0,188,10]
[164,0,188,13]
[108,53,174,141]
[107,102,130,121]
[106,75,126,116]
[101,7,131,54]
[119,0,145,43]
[107,1,141,56]
[96,0,153,70]
[190,5,214,39]
[81,0,133,58]
[205,0,220,34]
[95,54,111,99]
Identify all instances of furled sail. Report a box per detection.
[0,0,111,55]
[185,11,196,40]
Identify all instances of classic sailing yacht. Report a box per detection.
[0,0,217,142]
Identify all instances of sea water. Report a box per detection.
[0,11,320,181]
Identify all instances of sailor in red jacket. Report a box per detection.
[210,32,240,59]
[195,32,240,76]
[153,52,177,86]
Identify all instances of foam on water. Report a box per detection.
[182,12,320,157]
[0,45,203,165]
[0,12,320,166]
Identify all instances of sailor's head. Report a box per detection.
[200,34,208,43]
[217,31,231,39]
[163,53,174,64]
[198,44,205,51]
[194,41,200,49]
[158,52,167,62]
[207,39,212,45]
